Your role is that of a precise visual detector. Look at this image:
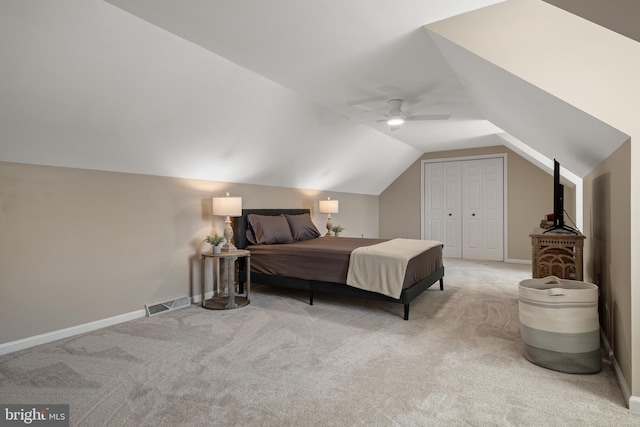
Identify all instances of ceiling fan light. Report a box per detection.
[387,117,404,126]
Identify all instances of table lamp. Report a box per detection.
[319,197,339,236]
[212,193,242,251]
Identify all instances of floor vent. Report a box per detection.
[145,296,191,317]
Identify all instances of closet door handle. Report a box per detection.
[448,213,452,216]
[472,213,476,216]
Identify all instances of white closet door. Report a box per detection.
[442,162,462,258]
[462,160,484,259]
[424,162,461,258]
[480,158,504,261]
[461,158,504,261]
[424,162,444,242]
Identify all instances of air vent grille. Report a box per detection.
[144,296,191,317]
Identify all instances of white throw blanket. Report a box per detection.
[346,238,443,299]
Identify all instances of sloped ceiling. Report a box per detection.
[0,0,633,195]
[427,0,634,178]
[427,30,628,177]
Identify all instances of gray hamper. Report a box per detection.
[518,276,601,374]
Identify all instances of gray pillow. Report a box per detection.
[247,214,294,244]
[246,228,257,245]
[285,213,320,241]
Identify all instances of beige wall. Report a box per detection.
[379,146,573,261]
[0,161,377,345]
[583,140,632,395]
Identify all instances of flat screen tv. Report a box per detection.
[544,159,578,234]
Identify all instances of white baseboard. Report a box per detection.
[0,309,146,356]
[0,293,217,356]
[629,396,640,413]
[191,291,213,304]
[505,258,531,264]
[601,329,640,413]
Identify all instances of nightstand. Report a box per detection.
[200,250,251,310]
[530,228,585,280]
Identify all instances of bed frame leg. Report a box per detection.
[439,278,444,290]
[404,304,409,321]
[309,291,314,305]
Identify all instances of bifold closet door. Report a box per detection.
[461,158,504,261]
[423,161,462,258]
[424,157,504,261]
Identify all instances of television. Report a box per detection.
[544,159,578,234]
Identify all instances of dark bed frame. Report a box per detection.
[234,209,444,320]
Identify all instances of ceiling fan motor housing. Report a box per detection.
[388,99,404,116]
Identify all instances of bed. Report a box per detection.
[234,208,444,320]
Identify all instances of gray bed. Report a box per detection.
[234,208,444,320]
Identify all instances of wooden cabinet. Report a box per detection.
[530,228,585,280]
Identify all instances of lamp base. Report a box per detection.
[222,216,236,251]
[325,214,333,236]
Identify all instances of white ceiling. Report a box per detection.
[0,0,632,195]
[103,0,508,151]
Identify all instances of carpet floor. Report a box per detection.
[1,258,638,426]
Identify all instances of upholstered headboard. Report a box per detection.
[233,208,310,249]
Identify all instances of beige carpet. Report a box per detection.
[1,258,638,426]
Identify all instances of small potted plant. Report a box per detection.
[204,234,225,254]
[331,225,344,237]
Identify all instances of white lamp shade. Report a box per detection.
[212,196,242,217]
[319,199,339,214]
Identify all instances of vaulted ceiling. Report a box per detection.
[0,0,635,195]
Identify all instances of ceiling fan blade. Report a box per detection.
[404,114,451,121]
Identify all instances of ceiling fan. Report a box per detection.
[377,99,451,131]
